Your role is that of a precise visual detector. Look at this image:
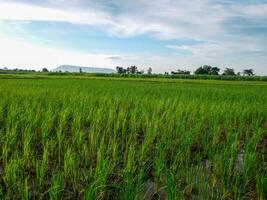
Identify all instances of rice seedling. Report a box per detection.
[0,77,266,199]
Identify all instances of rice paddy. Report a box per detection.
[0,77,266,199]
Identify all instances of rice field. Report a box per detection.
[0,77,266,199]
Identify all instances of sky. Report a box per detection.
[0,0,267,74]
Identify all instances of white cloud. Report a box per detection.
[0,0,267,74]
[166,45,192,51]
[231,4,267,17]
[0,0,266,40]
[0,1,226,39]
[0,2,113,25]
[0,34,116,69]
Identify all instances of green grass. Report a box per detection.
[0,77,266,199]
[1,71,267,82]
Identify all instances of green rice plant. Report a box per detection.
[0,186,3,199]
[3,157,21,197]
[48,172,64,200]
[36,142,49,187]
[64,148,77,182]
[19,178,29,200]
[256,171,267,200]
[22,126,32,162]
[166,172,178,199]
[0,76,266,199]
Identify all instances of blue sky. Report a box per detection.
[0,0,267,74]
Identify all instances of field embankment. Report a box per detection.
[1,72,267,81]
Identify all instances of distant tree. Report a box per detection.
[137,70,144,74]
[194,65,220,75]
[164,72,169,75]
[42,68,49,72]
[126,67,130,74]
[243,69,254,76]
[147,67,152,74]
[222,68,235,76]
[129,66,138,74]
[0,67,35,72]
[195,65,210,75]
[210,67,220,75]
[79,67,82,73]
[237,72,241,76]
[172,69,190,75]
[116,66,124,74]
[116,66,127,74]
[180,69,190,74]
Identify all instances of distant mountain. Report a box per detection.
[53,65,115,73]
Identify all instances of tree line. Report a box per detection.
[116,65,255,76]
[0,65,256,77]
[0,67,49,73]
[116,66,152,75]
[192,65,254,76]
[169,66,254,76]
